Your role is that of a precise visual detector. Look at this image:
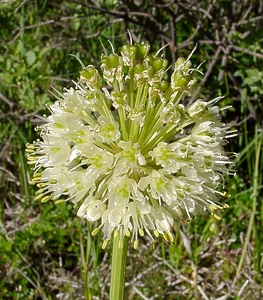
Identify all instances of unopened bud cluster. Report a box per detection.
[26,42,234,248]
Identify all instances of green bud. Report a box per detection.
[135,42,150,62]
[174,57,191,73]
[101,53,122,69]
[134,63,155,81]
[171,70,192,90]
[147,54,168,74]
[160,80,169,91]
[147,66,155,78]
[152,57,168,71]
[121,44,137,65]
[152,80,168,92]
[134,63,146,75]
[176,75,191,88]
[80,65,101,87]
[121,43,150,66]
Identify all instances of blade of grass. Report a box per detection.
[79,222,92,300]
[232,130,262,287]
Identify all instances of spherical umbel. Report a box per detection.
[26,42,234,249]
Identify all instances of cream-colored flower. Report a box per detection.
[27,42,234,248]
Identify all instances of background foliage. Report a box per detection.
[0,1,262,299]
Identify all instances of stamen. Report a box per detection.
[91,227,100,236]
[55,200,64,204]
[133,239,139,250]
[34,193,44,201]
[41,196,51,203]
[139,228,144,237]
[102,240,109,249]
[212,213,221,220]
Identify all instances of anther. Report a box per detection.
[41,196,51,203]
[55,200,64,204]
[34,193,44,201]
[91,228,100,236]
[133,239,139,249]
[153,230,159,238]
[102,240,109,249]
[26,144,35,150]
[212,213,221,221]
[35,189,44,195]
[139,228,144,237]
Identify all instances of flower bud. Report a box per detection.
[80,65,101,88]
[148,54,168,72]
[121,42,150,66]
[135,42,150,62]
[101,53,122,69]
[121,44,137,66]
[152,80,169,93]
[174,57,191,73]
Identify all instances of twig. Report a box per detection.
[218,45,230,81]
[240,4,253,23]
[0,93,14,108]
[133,286,153,300]
[237,279,250,297]
[237,15,263,26]
[230,45,263,59]
[197,285,210,300]
[170,17,176,64]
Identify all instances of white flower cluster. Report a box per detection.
[27,42,234,248]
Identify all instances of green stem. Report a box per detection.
[109,230,128,300]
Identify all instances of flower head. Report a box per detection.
[27,42,233,248]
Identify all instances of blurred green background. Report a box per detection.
[0,1,262,299]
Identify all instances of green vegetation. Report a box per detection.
[0,1,262,299]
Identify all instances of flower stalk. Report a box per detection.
[109,230,128,300]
